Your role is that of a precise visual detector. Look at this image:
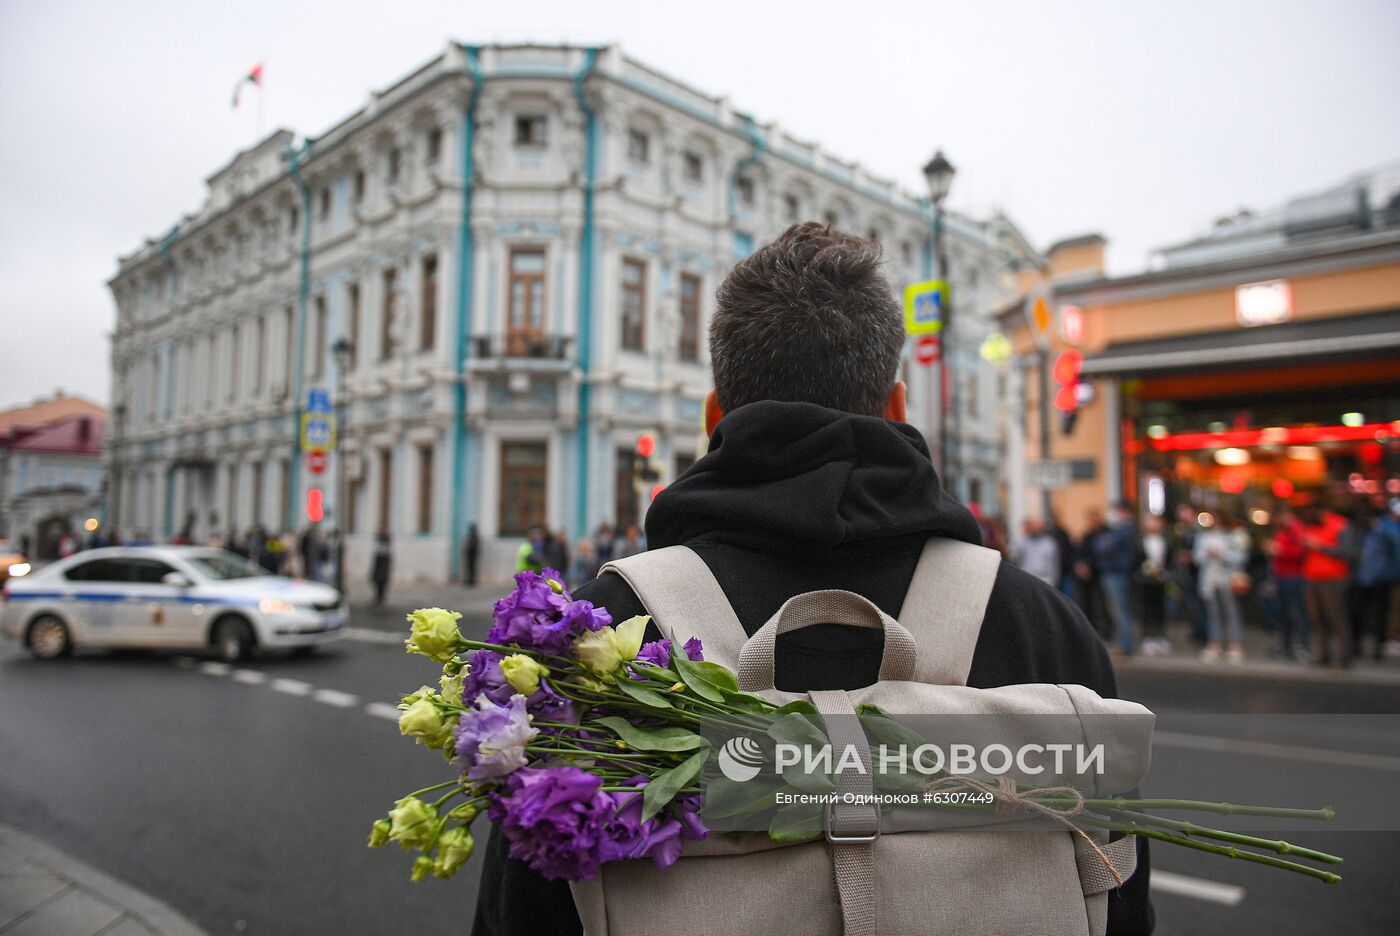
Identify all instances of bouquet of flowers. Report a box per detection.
[369,570,1343,885]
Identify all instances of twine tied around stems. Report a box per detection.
[923,775,1125,887]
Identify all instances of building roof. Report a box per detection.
[4,414,107,456]
[0,395,106,437]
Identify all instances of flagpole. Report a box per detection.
[257,81,266,140]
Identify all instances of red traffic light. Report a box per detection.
[636,433,656,458]
[1052,350,1082,385]
[1054,384,1080,413]
[305,487,324,522]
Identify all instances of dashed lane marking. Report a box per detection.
[312,688,359,708]
[270,678,312,696]
[1149,869,1245,906]
[364,702,403,721]
[198,661,232,676]
[232,669,267,685]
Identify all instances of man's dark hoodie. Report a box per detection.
[471,402,1154,936]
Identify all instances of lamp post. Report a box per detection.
[108,402,127,546]
[922,150,956,490]
[331,336,354,594]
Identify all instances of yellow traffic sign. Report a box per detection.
[903,280,946,336]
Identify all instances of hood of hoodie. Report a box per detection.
[646,401,982,555]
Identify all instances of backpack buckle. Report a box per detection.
[824,801,881,844]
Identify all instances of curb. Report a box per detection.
[1114,655,1400,687]
[0,824,209,936]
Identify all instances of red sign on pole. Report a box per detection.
[307,450,328,475]
[914,335,942,366]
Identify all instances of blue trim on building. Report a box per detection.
[287,141,314,533]
[449,47,484,581]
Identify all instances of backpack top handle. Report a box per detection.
[736,590,917,692]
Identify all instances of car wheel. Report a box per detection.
[212,617,254,664]
[28,615,71,660]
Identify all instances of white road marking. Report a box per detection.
[313,688,359,708]
[232,669,267,685]
[1155,730,1400,773]
[198,661,232,676]
[365,702,403,721]
[343,627,406,646]
[270,678,312,696]
[1149,869,1245,906]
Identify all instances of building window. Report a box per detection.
[507,247,546,356]
[420,254,438,351]
[683,151,703,185]
[311,294,327,380]
[353,170,365,205]
[346,475,361,534]
[347,282,361,370]
[280,458,292,528]
[253,317,265,393]
[736,175,755,208]
[251,462,263,528]
[515,115,547,146]
[319,187,331,221]
[417,444,434,534]
[377,448,393,529]
[627,128,650,165]
[679,273,701,362]
[426,126,443,165]
[620,258,646,352]
[288,204,299,236]
[387,147,402,186]
[614,447,638,534]
[227,326,240,404]
[381,268,398,360]
[499,442,547,537]
[284,306,295,390]
[784,193,800,223]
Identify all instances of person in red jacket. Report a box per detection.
[1302,505,1351,667]
[1268,508,1310,660]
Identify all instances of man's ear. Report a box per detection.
[884,380,907,422]
[704,389,724,436]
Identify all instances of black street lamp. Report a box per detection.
[331,336,354,594]
[108,402,127,546]
[922,150,957,492]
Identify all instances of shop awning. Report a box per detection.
[1081,309,1400,376]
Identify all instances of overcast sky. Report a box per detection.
[3,0,1398,408]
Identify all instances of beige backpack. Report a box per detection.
[570,538,1153,936]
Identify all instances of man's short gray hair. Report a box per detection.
[709,222,905,417]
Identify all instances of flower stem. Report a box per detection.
[1101,806,1343,865]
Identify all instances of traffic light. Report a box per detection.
[634,432,661,490]
[1053,350,1083,436]
[636,433,656,459]
[305,487,325,523]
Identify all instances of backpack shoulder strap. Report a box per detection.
[898,537,1002,686]
[599,546,749,670]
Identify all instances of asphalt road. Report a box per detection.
[1,603,1397,935]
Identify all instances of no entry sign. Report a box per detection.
[307,450,328,475]
[914,334,942,366]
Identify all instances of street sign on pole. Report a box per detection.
[903,280,947,336]
[306,388,332,414]
[914,335,941,366]
[307,450,328,475]
[1027,459,1074,490]
[300,412,336,452]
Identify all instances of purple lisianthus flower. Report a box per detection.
[599,776,709,871]
[490,767,613,881]
[680,637,704,662]
[487,570,612,655]
[635,639,671,669]
[454,694,538,781]
[465,648,578,724]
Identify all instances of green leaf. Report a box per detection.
[673,657,739,702]
[613,677,674,710]
[701,775,784,820]
[592,716,707,752]
[641,749,709,822]
[768,801,824,845]
[719,690,775,715]
[766,712,830,750]
[774,699,819,716]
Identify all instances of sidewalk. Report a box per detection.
[0,825,208,936]
[1112,621,1400,686]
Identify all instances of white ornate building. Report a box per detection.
[108,43,1038,583]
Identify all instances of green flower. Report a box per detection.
[449,802,479,823]
[500,654,549,696]
[405,608,464,662]
[439,672,465,707]
[367,818,391,848]
[432,826,476,879]
[575,615,650,678]
[410,855,435,882]
[388,796,438,851]
[398,698,455,749]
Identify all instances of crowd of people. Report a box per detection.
[1010,495,1400,666]
[513,521,647,588]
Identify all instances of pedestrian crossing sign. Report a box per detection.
[903,280,946,335]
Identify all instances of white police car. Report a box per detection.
[0,546,346,662]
